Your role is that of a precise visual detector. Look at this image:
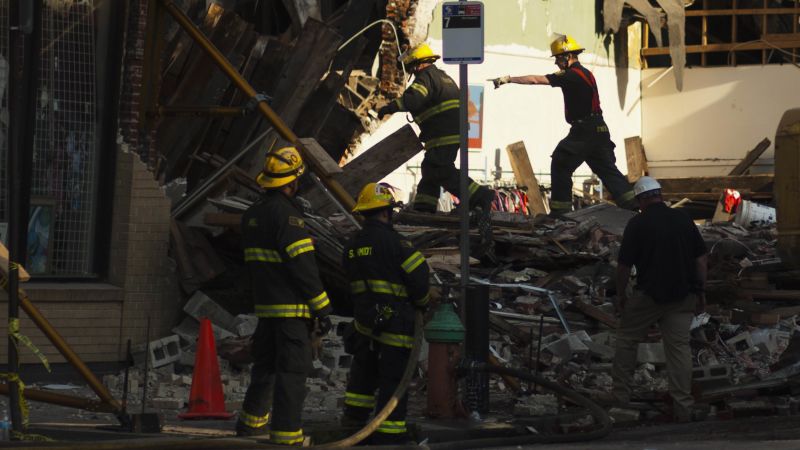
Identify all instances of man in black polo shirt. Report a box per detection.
[489,34,636,216]
[612,176,708,422]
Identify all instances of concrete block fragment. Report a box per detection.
[132,335,182,369]
[544,334,589,359]
[636,342,666,365]
[172,316,235,345]
[235,314,258,337]
[184,291,238,332]
[513,394,558,417]
[608,407,640,423]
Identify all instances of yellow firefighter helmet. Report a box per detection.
[550,34,584,56]
[353,182,397,213]
[256,146,306,189]
[399,43,440,66]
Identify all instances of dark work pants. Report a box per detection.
[550,118,635,213]
[413,144,491,212]
[343,332,411,443]
[240,318,312,445]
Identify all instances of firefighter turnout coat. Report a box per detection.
[242,190,333,320]
[344,219,430,348]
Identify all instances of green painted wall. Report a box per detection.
[429,0,615,60]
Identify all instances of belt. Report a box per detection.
[570,113,603,124]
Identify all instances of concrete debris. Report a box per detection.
[513,394,558,417]
[183,291,238,333]
[608,407,640,423]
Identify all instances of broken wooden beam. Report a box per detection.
[572,300,619,329]
[506,141,548,217]
[624,136,648,183]
[729,138,771,176]
[657,175,774,194]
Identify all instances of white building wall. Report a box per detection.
[642,65,800,177]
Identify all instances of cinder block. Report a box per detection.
[133,335,182,369]
[692,364,732,390]
[608,407,640,423]
[172,316,234,345]
[183,291,238,332]
[636,342,666,365]
[544,334,589,359]
[586,341,615,361]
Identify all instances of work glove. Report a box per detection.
[377,104,394,120]
[488,75,511,89]
[316,316,333,336]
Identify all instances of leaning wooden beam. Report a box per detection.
[624,136,648,183]
[657,174,774,194]
[729,137,771,176]
[506,141,548,217]
[301,125,424,215]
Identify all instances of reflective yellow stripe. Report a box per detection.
[285,238,314,258]
[354,321,414,348]
[255,304,311,319]
[350,280,408,297]
[468,181,480,196]
[413,193,439,206]
[409,82,428,97]
[345,392,376,408]
[401,251,425,274]
[308,291,331,311]
[416,99,459,124]
[239,410,270,428]
[549,200,572,210]
[271,429,304,445]
[376,420,407,434]
[244,247,282,263]
[425,134,460,149]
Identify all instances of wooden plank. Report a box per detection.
[657,175,774,194]
[300,125,423,215]
[685,8,800,16]
[643,40,800,56]
[506,141,548,216]
[744,290,800,302]
[729,138,771,176]
[245,19,344,177]
[624,136,648,183]
[297,138,343,176]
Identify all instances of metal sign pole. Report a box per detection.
[458,62,470,319]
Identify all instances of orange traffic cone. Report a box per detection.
[179,317,234,420]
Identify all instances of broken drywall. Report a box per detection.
[604,0,686,90]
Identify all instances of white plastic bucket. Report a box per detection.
[734,200,776,227]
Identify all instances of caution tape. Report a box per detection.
[0,372,30,428]
[9,319,50,373]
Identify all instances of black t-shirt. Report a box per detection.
[618,202,707,303]
[545,63,603,124]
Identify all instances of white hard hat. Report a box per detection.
[633,176,662,197]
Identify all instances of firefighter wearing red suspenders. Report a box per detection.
[490,35,637,216]
[340,183,430,445]
[236,147,333,445]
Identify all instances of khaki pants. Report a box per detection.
[612,291,696,415]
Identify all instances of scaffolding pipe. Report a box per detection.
[0,384,118,414]
[15,290,122,413]
[158,0,356,212]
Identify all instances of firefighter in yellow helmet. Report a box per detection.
[237,146,333,444]
[377,43,495,259]
[340,182,430,444]
[489,35,636,216]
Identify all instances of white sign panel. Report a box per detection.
[442,1,484,64]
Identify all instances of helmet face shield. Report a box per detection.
[353,182,398,213]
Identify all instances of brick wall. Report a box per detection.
[0,147,180,365]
